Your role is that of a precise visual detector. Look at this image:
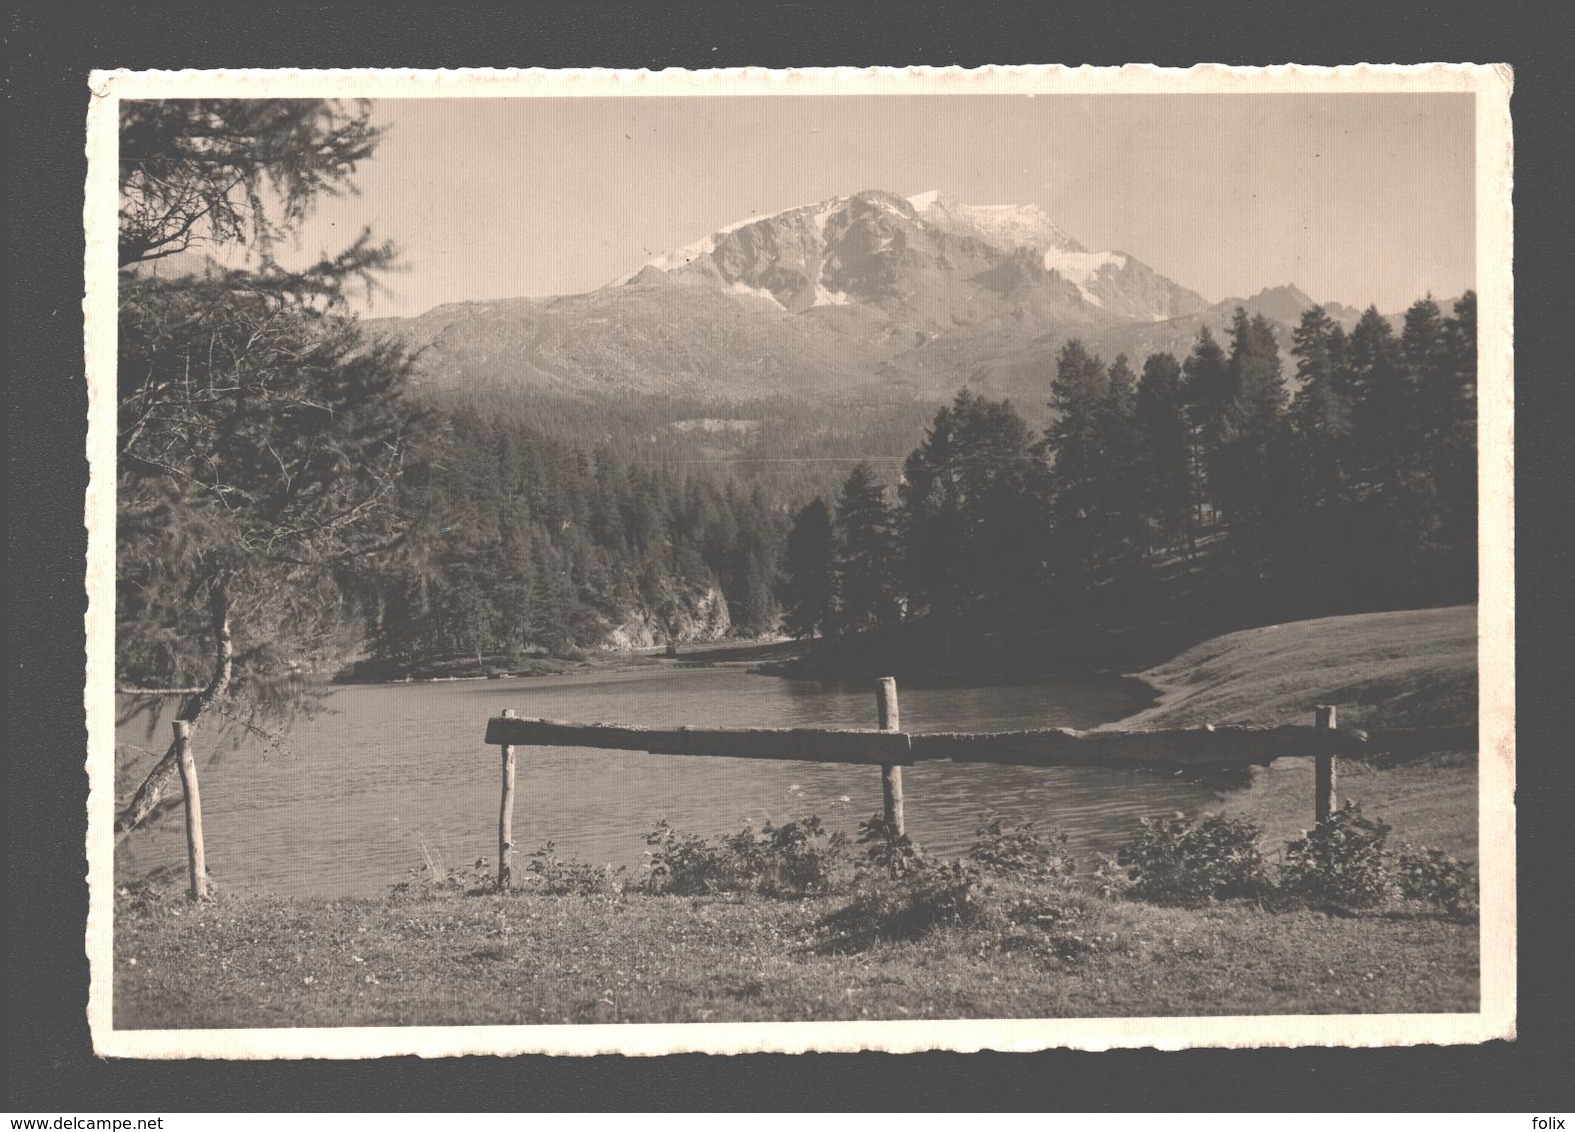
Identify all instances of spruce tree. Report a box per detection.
[1211,310,1288,534]
[833,462,903,634]
[901,390,1045,624]
[1134,352,1193,557]
[1181,326,1231,528]
[781,497,836,640]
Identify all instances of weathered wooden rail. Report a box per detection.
[481,678,1476,891]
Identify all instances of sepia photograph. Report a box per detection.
[85,65,1514,1058]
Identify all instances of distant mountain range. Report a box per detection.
[369,189,1371,405]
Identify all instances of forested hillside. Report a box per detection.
[338,408,792,675]
[345,287,1475,680]
[780,293,1477,673]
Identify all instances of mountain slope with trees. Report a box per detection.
[778,292,1477,676]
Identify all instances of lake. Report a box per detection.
[114,665,1260,899]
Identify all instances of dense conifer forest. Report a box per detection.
[780,294,1477,669]
[333,286,1474,677]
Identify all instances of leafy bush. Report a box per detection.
[855,812,929,878]
[817,812,1117,964]
[825,859,992,946]
[391,855,493,898]
[523,842,626,897]
[1278,802,1392,909]
[641,816,847,897]
[1393,845,1478,917]
[968,811,1076,882]
[1114,812,1271,906]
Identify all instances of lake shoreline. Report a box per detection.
[113,604,1482,1029]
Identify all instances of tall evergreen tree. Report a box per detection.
[1211,310,1288,533]
[900,389,1045,623]
[780,497,836,640]
[1429,291,1478,551]
[1095,353,1145,577]
[1044,342,1157,596]
[1134,352,1193,556]
[1347,305,1410,485]
[1289,304,1354,514]
[116,101,427,834]
[833,462,903,634]
[1181,326,1231,527]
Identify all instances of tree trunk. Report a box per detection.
[115,579,233,836]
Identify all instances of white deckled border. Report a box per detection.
[84,62,1515,1060]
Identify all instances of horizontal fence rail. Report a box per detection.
[483,717,912,765]
[480,679,1476,892]
[483,715,1476,769]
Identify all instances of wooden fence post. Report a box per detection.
[172,720,207,902]
[876,677,904,836]
[498,708,516,891]
[1314,704,1338,824]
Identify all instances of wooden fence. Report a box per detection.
[481,677,1475,891]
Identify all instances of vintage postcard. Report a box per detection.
[86,64,1514,1058]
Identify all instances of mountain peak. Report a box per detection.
[906,190,1085,255]
[606,188,1208,324]
[1227,284,1318,324]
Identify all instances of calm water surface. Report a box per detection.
[116,666,1259,898]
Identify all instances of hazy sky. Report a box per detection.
[274,93,1475,319]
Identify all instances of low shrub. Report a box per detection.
[1113,812,1271,906]
[968,810,1076,882]
[1393,845,1478,918]
[640,816,847,897]
[824,859,995,947]
[818,811,1116,963]
[390,855,493,898]
[855,812,929,879]
[1278,802,1392,909]
[523,842,626,897]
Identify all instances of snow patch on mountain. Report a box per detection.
[1041,249,1130,308]
[648,236,719,273]
[811,283,853,307]
[909,191,1083,253]
[729,280,787,310]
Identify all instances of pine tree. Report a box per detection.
[833,462,903,634]
[1211,310,1288,534]
[1181,326,1231,528]
[116,100,428,835]
[1347,306,1410,486]
[1095,353,1145,578]
[781,497,836,640]
[1289,304,1354,514]
[900,389,1045,623]
[1134,352,1193,557]
[1431,292,1478,552]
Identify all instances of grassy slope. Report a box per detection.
[1113,604,1477,731]
[115,605,1482,1029]
[1114,603,1480,862]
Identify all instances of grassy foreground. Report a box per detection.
[115,886,1475,1029]
[114,605,1480,1029]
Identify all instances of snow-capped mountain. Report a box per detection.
[613,189,1205,325]
[905,190,1083,255]
[370,190,1347,405]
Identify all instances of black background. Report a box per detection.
[8,3,1572,1112]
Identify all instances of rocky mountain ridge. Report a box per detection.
[369,189,1363,406]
